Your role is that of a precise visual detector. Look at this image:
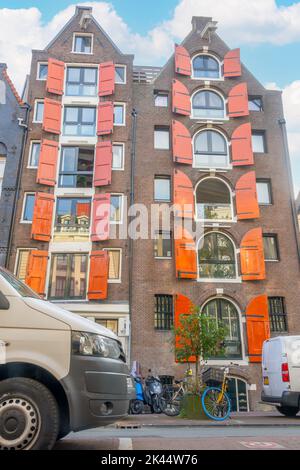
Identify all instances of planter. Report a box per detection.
[179,393,209,420]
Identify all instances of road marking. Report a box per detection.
[119,438,133,451]
[239,441,285,449]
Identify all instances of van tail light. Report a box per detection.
[281,363,290,383]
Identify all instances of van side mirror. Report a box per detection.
[0,290,9,310]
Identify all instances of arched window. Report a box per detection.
[198,232,237,279]
[196,178,233,221]
[227,377,249,411]
[194,130,229,168]
[202,298,242,359]
[192,55,220,79]
[192,90,225,119]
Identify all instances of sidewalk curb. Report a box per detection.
[114,421,300,429]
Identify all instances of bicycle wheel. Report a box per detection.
[201,387,231,421]
[161,398,181,416]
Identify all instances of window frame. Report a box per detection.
[48,252,89,300]
[110,193,124,225]
[113,102,126,126]
[54,196,92,239]
[37,62,48,81]
[63,106,96,137]
[72,33,93,55]
[248,96,263,112]
[27,140,41,169]
[115,65,127,85]
[33,100,44,124]
[154,126,170,150]
[14,248,36,282]
[193,128,230,170]
[154,175,171,202]
[195,176,234,223]
[154,91,169,107]
[58,146,94,188]
[104,248,122,283]
[65,66,98,97]
[191,53,222,80]
[154,231,173,259]
[256,179,273,205]
[191,88,226,120]
[252,130,267,154]
[112,143,125,171]
[21,192,35,224]
[154,294,174,331]
[268,297,288,333]
[263,234,280,262]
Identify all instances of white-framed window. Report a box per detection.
[193,128,230,169]
[33,100,44,123]
[198,232,239,281]
[154,127,170,150]
[110,194,124,224]
[256,180,272,205]
[191,89,225,120]
[154,176,171,202]
[252,131,266,153]
[112,143,125,170]
[113,103,126,126]
[21,193,35,223]
[14,248,35,282]
[63,106,96,136]
[72,33,93,54]
[115,65,126,84]
[37,62,48,81]
[104,248,122,282]
[66,66,98,96]
[28,141,41,168]
[195,177,234,222]
[192,53,221,80]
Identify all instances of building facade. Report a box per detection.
[8,7,300,410]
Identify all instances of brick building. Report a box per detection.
[8,7,300,410]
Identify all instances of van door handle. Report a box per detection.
[4,342,10,347]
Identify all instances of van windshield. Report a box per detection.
[0,268,40,299]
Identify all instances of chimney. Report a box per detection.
[191,16,213,33]
[76,6,93,30]
[76,6,93,16]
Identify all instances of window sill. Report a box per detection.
[265,259,279,263]
[20,220,32,224]
[197,278,242,284]
[191,77,224,82]
[108,280,122,284]
[71,51,93,55]
[155,257,172,260]
[205,359,248,366]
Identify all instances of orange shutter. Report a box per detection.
[172,120,193,165]
[240,228,266,281]
[91,193,111,241]
[31,193,54,242]
[172,79,191,116]
[99,62,115,97]
[223,49,242,78]
[228,83,249,118]
[37,140,59,186]
[235,171,259,220]
[174,224,197,279]
[46,58,65,95]
[25,250,48,297]
[173,169,194,219]
[43,98,62,134]
[231,123,254,166]
[175,44,191,76]
[94,141,112,187]
[97,101,114,136]
[88,251,109,300]
[174,294,196,363]
[246,295,270,363]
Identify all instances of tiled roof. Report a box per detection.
[1,66,24,106]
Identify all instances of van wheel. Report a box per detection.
[276,405,299,417]
[0,378,59,450]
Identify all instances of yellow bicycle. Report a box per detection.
[201,367,231,421]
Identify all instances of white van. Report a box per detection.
[262,336,300,416]
[0,267,134,450]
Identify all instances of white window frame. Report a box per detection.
[104,248,122,283]
[37,62,48,81]
[115,64,127,85]
[33,99,44,124]
[191,53,223,81]
[154,92,169,108]
[14,247,36,280]
[192,128,231,170]
[27,140,41,169]
[113,102,126,126]
[110,193,124,225]
[72,33,94,55]
[256,181,272,206]
[195,176,235,224]
[112,142,125,171]
[191,88,227,121]
[21,192,35,224]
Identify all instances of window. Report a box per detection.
[96,319,118,335]
[110,195,123,223]
[106,249,122,281]
[28,142,41,168]
[192,54,220,79]
[155,294,173,330]
[115,65,126,84]
[154,127,170,150]
[66,67,97,96]
[256,180,272,205]
[63,107,96,136]
[49,253,88,300]
[154,176,171,202]
[194,130,229,169]
[112,144,124,170]
[192,90,225,119]
[15,249,32,282]
[73,34,93,54]
[198,232,237,279]
[59,147,94,188]
[37,63,48,80]
[268,297,288,332]
[54,198,91,241]
[154,231,172,258]
[154,92,168,107]
[33,101,44,123]
[263,235,279,261]
[114,104,125,125]
[202,298,242,358]
[252,131,266,153]
[196,178,232,221]
[249,97,263,112]
[22,193,35,222]
[0,147,6,197]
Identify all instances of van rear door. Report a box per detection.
[285,336,300,392]
[263,338,288,398]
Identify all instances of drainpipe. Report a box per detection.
[278,118,300,264]
[5,103,30,268]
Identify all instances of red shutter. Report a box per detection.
[97,101,114,136]
[25,250,48,297]
[228,83,249,118]
[94,141,112,187]
[175,44,191,76]
[37,140,59,186]
[231,123,254,166]
[99,62,115,97]
[172,120,193,165]
[174,294,196,363]
[223,49,242,78]
[31,193,54,242]
[173,169,194,219]
[43,98,62,134]
[240,228,266,281]
[235,171,259,220]
[174,224,197,279]
[246,295,270,363]
[172,79,191,116]
[91,193,111,241]
[88,251,109,300]
[46,58,65,95]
